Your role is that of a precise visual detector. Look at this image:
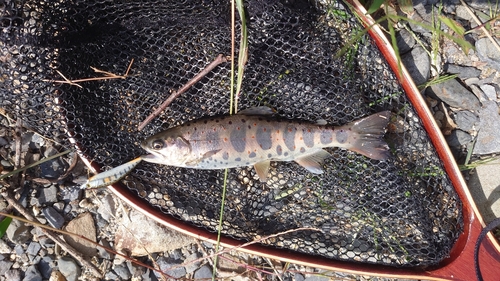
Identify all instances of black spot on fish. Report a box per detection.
[230,124,246,152]
[249,152,257,158]
[204,120,208,124]
[336,129,348,144]
[276,145,283,155]
[241,119,246,123]
[235,157,242,162]
[300,147,305,153]
[256,126,272,150]
[302,128,315,148]
[229,121,233,125]
[284,152,289,157]
[267,153,272,158]
[222,152,229,160]
[320,129,333,145]
[284,125,296,151]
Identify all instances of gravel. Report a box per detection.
[1,0,499,280]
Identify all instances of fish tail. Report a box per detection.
[341,111,391,160]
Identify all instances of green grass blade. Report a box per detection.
[0,216,12,238]
[366,0,386,14]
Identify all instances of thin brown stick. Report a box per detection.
[137,54,228,131]
[0,190,104,278]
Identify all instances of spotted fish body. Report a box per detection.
[141,107,391,181]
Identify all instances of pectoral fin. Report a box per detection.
[294,149,331,174]
[185,149,221,166]
[254,160,271,182]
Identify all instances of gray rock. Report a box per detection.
[42,206,65,229]
[453,110,479,132]
[39,158,66,179]
[38,185,58,205]
[60,186,82,202]
[409,3,433,36]
[443,64,481,80]
[97,239,113,260]
[22,265,42,281]
[402,46,430,86]
[474,101,500,155]
[480,84,497,101]
[396,29,415,54]
[38,256,54,279]
[476,38,500,71]
[0,238,12,254]
[0,260,13,275]
[155,257,186,279]
[426,79,481,111]
[97,194,116,222]
[57,257,81,281]
[5,269,22,281]
[26,242,41,260]
[446,129,472,148]
[104,271,119,280]
[194,264,212,279]
[0,137,8,146]
[14,244,24,255]
[113,263,132,280]
[184,252,201,274]
[295,273,306,281]
[6,219,31,244]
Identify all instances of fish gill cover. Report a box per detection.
[0,0,462,267]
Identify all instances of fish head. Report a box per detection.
[141,134,192,166]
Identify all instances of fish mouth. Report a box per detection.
[141,154,159,160]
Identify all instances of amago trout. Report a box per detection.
[141,107,391,182]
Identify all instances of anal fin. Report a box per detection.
[254,160,271,182]
[294,149,331,174]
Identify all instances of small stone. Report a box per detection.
[304,276,330,281]
[155,257,186,279]
[40,158,66,179]
[0,260,13,275]
[452,111,479,133]
[479,84,497,101]
[97,194,116,222]
[426,79,481,111]
[113,263,132,280]
[60,186,82,202]
[104,271,119,280]
[42,206,65,229]
[0,137,8,146]
[26,242,41,258]
[443,63,481,80]
[0,239,12,254]
[57,257,81,281]
[194,264,212,279]
[97,239,113,260]
[184,252,201,274]
[476,38,500,71]
[6,219,31,244]
[38,256,54,279]
[396,29,415,54]
[474,101,500,155]
[38,186,58,205]
[23,265,42,281]
[402,46,430,86]
[5,269,22,281]
[446,129,472,148]
[52,202,65,212]
[295,273,306,281]
[63,213,97,257]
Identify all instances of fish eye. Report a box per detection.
[151,140,164,150]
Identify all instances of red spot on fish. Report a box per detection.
[224,137,228,142]
[237,127,241,130]
[253,123,257,126]
[263,128,267,132]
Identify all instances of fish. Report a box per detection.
[141,107,391,182]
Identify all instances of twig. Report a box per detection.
[460,0,500,53]
[0,190,104,278]
[43,59,134,87]
[137,54,228,131]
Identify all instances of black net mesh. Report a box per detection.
[1,0,463,267]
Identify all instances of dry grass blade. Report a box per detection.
[460,0,500,52]
[43,59,134,87]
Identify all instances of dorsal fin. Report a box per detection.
[237,106,275,116]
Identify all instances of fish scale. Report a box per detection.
[141,107,391,182]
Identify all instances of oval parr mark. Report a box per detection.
[230,125,246,152]
[336,129,348,144]
[249,152,257,158]
[320,129,334,145]
[302,128,315,148]
[283,125,296,151]
[256,125,273,150]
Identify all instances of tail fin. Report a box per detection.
[342,111,391,160]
